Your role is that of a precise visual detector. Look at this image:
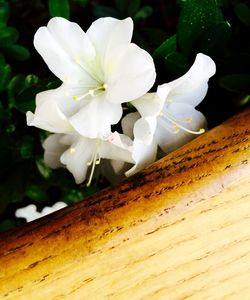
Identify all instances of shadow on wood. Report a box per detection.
[0,108,250,299]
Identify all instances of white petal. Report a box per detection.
[34,21,96,85]
[131,92,164,118]
[87,17,133,65]
[106,44,156,103]
[41,202,67,217]
[125,138,158,176]
[69,96,122,138]
[121,112,140,138]
[165,53,216,107]
[99,132,134,163]
[15,205,41,222]
[43,134,68,169]
[60,136,95,184]
[47,17,96,64]
[133,116,157,145]
[27,93,73,133]
[156,103,207,153]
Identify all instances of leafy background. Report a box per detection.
[0,0,249,232]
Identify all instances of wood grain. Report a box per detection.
[0,108,250,299]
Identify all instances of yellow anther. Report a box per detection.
[186,117,193,123]
[70,148,76,154]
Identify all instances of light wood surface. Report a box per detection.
[0,108,250,299]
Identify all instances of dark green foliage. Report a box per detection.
[0,0,249,232]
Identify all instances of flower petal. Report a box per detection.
[60,136,95,184]
[34,19,96,85]
[87,17,133,65]
[105,44,156,103]
[121,112,140,138]
[69,96,122,138]
[43,134,68,169]
[131,92,165,118]
[133,117,157,145]
[27,91,73,133]
[164,53,216,107]
[156,103,207,153]
[125,138,158,176]
[99,132,134,163]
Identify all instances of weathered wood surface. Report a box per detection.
[0,108,250,299]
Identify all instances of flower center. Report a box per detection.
[158,111,205,135]
[73,83,108,101]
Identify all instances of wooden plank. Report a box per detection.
[0,108,250,299]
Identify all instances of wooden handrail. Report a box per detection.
[0,108,250,299]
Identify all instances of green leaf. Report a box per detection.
[134,5,153,20]
[73,0,89,7]
[164,51,189,75]
[234,3,250,26]
[153,35,177,59]
[26,185,48,203]
[0,63,11,91]
[198,21,231,56]
[128,0,141,16]
[2,44,30,61]
[0,219,24,232]
[177,0,224,55]
[36,158,52,179]
[219,74,250,94]
[48,0,70,19]
[25,74,39,87]
[93,5,118,18]
[20,135,34,159]
[0,1,10,23]
[0,25,18,45]
[7,74,26,94]
[14,86,38,113]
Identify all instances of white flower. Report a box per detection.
[27,17,156,138]
[128,53,216,173]
[15,202,67,222]
[132,53,215,150]
[43,131,134,185]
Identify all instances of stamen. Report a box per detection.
[73,83,107,101]
[86,144,101,187]
[158,117,180,134]
[164,113,205,135]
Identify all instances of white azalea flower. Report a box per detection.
[15,202,67,222]
[27,17,156,138]
[43,131,134,185]
[132,53,216,152]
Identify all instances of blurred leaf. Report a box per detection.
[26,185,48,203]
[7,74,26,94]
[177,0,224,55]
[25,74,39,87]
[36,158,52,179]
[0,63,11,91]
[73,0,89,7]
[2,44,30,61]
[0,219,24,232]
[14,86,39,113]
[128,0,141,16]
[134,6,153,20]
[153,35,176,59]
[93,5,118,18]
[0,0,9,23]
[198,21,231,56]
[0,24,18,45]
[164,51,189,75]
[63,185,98,204]
[219,74,250,94]
[234,3,250,26]
[20,135,34,159]
[48,0,70,19]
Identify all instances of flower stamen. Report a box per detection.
[159,112,205,135]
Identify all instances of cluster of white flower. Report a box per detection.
[27,17,216,186]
